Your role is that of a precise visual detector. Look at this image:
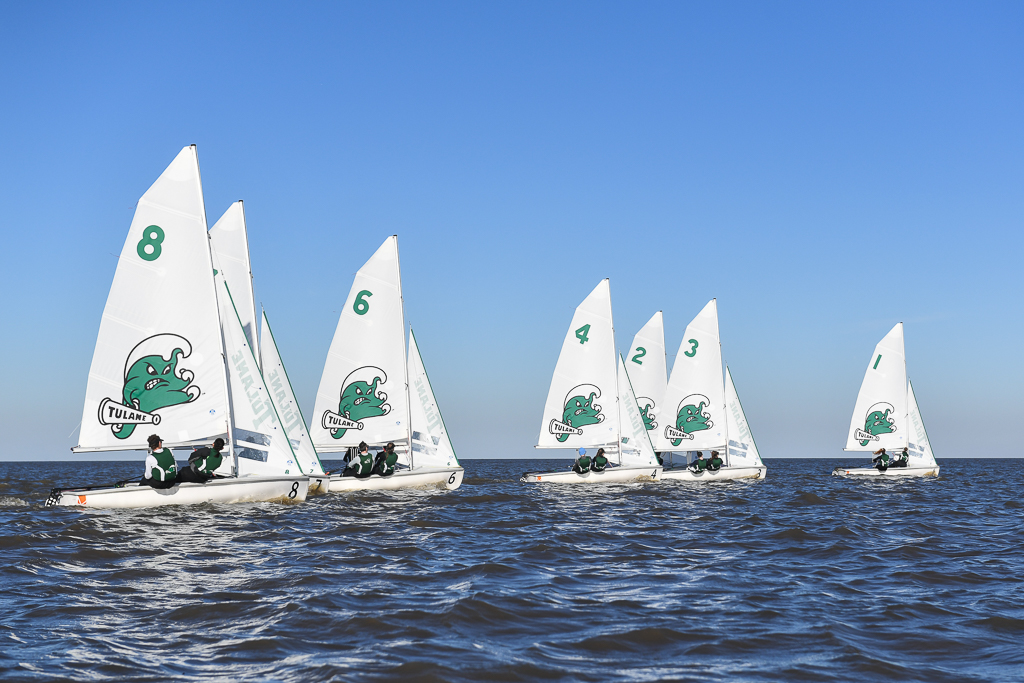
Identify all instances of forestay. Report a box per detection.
[907,380,937,466]
[725,367,763,468]
[537,279,619,449]
[655,299,726,452]
[407,329,459,469]
[260,310,325,476]
[209,201,260,365]
[311,236,410,451]
[844,323,908,451]
[625,311,667,441]
[75,145,230,452]
[618,356,660,467]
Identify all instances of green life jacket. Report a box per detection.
[377,450,398,475]
[150,448,177,481]
[349,452,373,474]
[198,448,223,474]
[592,454,608,471]
[692,458,707,472]
[708,456,723,470]
[575,455,591,473]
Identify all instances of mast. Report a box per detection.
[395,235,414,470]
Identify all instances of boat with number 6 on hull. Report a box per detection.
[48,146,311,508]
[833,323,939,478]
[521,279,662,484]
[310,236,463,491]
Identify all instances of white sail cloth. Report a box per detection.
[625,311,667,441]
[75,145,230,452]
[907,380,937,466]
[725,367,764,468]
[844,323,908,451]
[311,236,410,451]
[618,357,660,467]
[209,201,260,365]
[537,279,619,449]
[407,330,459,469]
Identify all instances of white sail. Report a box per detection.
[625,311,667,441]
[844,322,908,451]
[537,279,619,449]
[407,329,459,469]
[618,356,660,467]
[725,367,763,467]
[311,236,410,451]
[907,379,937,466]
[209,201,259,365]
[75,145,230,452]
[218,276,302,476]
[655,299,726,451]
[260,310,325,476]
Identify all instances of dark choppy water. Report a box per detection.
[0,458,1022,682]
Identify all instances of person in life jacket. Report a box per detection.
[872,448,890,472]
[572,448,591,474]
[142,434,177,489]
[688,452,707,473]
[655,452,664,466]
[373,442,398,476]
[178,438,225,483]
[343,441,374,477]
[891,447,910,468]
[706,451,724,472]
[591,448,609,472]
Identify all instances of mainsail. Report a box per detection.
[209,201,260,364]
[725,367,763,468]
[618,357,660,468]
[537,279,619,449]
[407,329,459,469]
[655,299,726,452]
[260,310,326,476]
[625,311,667,440]
[311,236,410,451]
[75,145,230,452]
[907,379,937,466]
[844,322,908,451]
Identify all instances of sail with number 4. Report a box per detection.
[725,367,764,468]
[75,145,231,453]
[537,279,619,450]
[844,322,908,451]
[625,311,667,441]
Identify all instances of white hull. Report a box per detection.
[832,465,939,478]
[520,465,662,484]
[328,466,464,492]
[660,465,766,482]
[45,475,311,509]
[307,475,330,496]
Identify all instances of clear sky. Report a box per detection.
[1,2,1021,461]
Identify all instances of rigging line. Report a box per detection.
[67,420,82,439]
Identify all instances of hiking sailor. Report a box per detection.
[572,448,591,475]
[142,434,177,489]
[373,442,398,476]
[872,448,890,472]
[178,438,225,483]
[891,447,910,468]
[688,451,707,473]
[591,448,609,472]
[343,441,374,477]
[706,450,724,472]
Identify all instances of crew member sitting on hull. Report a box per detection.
[591,448,608,472]
[373,442,398,476]
[178,438,225,483]
[872,448,890,472]
[142,434,177,489]
[891,447,910,468]
[572,448,591,474]
[706,451,724,472]
[343,442,374,478]
[655,452,664,466]
[688,452,707,473]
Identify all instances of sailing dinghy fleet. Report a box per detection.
[45,146,941,507]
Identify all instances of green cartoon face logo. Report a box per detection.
[548,383,605,442]
[857,402,896,446]
[636,397,657,431]
[97,334,201,440]
[321,366,392,439]
[663,394,713,446]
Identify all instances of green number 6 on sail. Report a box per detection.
[353,290,373,315]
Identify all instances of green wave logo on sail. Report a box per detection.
[636,397,657,431]
[548,383,605,442]
[321,366,392,439]
[98,334,201,440]
[664,394,713,446]
[854,402,896,446]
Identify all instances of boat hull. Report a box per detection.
[307,475,331,496]
[328,467,464,492]
[832,465,940,477]
[520,465,662,484]
[45,475,311,509]
[660,465,767,482]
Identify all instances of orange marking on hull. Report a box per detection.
[77,495,87,505]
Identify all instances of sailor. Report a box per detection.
[572,448,591,474]
[655,452,664,466]
[343,441,374,477]
[178,438,225,483]
[591,448,608,472]
[373,442,398,476]
[688,452,707,473]
[872,448,890,472]
[142,434,177,489]
[706,451,724,472]
[891,447,910,468]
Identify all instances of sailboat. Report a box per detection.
[833,323,939,477]
[310,236,463,491]
[521,279,662,483]
[655,299,767,481]
[47,147,311,508]
[209,201,329,494]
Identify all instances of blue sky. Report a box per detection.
[1,2,1021,461]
